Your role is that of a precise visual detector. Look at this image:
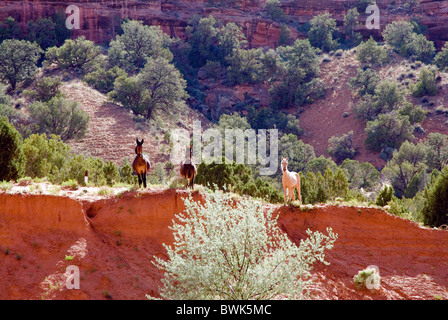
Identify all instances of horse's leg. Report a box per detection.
[283,185,287,205]
[190,173,195,189]
[142,173,147,188]
[137,174,142,188]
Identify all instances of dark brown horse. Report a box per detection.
[132,138,151,188]
[180,144,197,188]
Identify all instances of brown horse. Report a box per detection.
[180,144,197,188]
[132,138,151,188]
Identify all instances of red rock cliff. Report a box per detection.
[1,0,448,47]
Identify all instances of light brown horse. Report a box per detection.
[132,138,151,188]
[180,144,197,188]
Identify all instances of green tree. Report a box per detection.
[308,13,338,52]
[28,96,89,141]
[278,24,292,46]
[355,37,388,65]
[45,36,101,74]
[109,57,187,119]
[410,67,438,97]
[340,159,380,191]
[406,33,435,63]
[374,80,403,112]
[138,57,188,119]
[0,16,23,41]
[375,185,394,206]
[26,18,58,50]
[83,65,127,94]
[107,20,173,72]
[269,39,320,109]
[421,166,448,227]
[344,8,362,46]
[305,156,337,175]
[0,39,42,90]
[365,111,415,152]
[382,20,415,54]
[398,102,427,125]
[151,189,337,300]
[186,15,219,68]
[22,133,71,179]
[264,0,287,22]
[382,141,427,198]
[23,76,63,102]
[349,67,381,97]
[354,80,403,121]
[327,131,357,164]
[434,42,448,72]
[0,117,25,181]
[383,20,435,61]
[217,22,247,63]
[424,132,448,172]
[226,48,264,85]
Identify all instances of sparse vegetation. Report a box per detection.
[150,189,337,300]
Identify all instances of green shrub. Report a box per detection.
[349,67,380,97]
[150,189,337,299]
[23,76,64,102]
[376,185,394,206]
[365,112,415,152]
[300,166,349,204]
[108,57,187,120]
[108,20,173,72]
[195,158,283,203]
[308,13,338,52]
[382,141,427,198]
[410,67,438,97]
[0,39,42,90]
[61,179,79,190]
[28,96,89,141]
[45,36,101,74]
[264,0,287,22]
[83,66,126,94]
[327,131,357,164]
[434,42,448,72]
[356,37,388,65]
[0,117,25,181]
[21,133,123,186]
[422,166,448,227]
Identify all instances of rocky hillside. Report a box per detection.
[1,186,447,300]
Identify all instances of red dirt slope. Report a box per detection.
[1,189,447,300]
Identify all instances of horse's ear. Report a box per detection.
[141,139,144,145]
[136,138,139,145]
[286,157,288,161]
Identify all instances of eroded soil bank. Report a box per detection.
[1,189,447,300]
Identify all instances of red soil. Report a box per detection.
[1,188,447,300]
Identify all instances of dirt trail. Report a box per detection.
[1,189,447,300]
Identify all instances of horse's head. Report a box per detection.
[135,138,144,155]
[281,157,288,172]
